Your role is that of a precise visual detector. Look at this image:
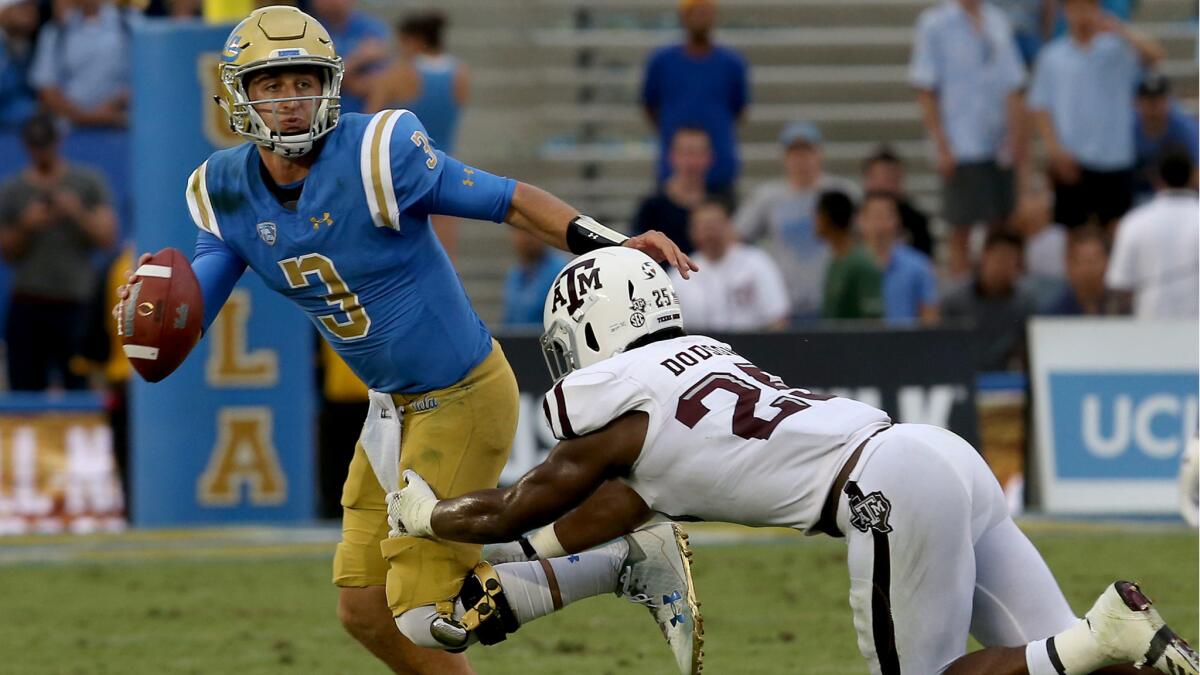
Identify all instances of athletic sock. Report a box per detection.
[1025,620,1110,675]
[495,538,630,626]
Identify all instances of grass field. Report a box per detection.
[0,521,1195,675]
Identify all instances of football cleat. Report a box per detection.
[1085,580,1199,675]
[616,523,704,674]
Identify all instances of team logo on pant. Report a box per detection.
[848,491,893,534]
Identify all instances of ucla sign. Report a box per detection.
[1030,319,1199,515]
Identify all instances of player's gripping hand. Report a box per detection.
[391,469,439,538]
[624,230,699,280]
[111,252,154,318]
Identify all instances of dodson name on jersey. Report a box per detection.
[542,335,892,531]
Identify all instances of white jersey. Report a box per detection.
[541,335,891,532]
[1106,191,1200,318]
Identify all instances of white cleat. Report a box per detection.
[1085,580,1199,675]
[617,522,704,674]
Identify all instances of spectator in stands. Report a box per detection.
[1029,0,1164,230]
[942,232,1037,371]
[1106,148,1199,318]
[368,12,465,153]
[1133,72,1199,202]
[30,0,136,129]
[858,191,939,325]
[860,145,933,257]
[670,199,790,331]
[1012,185,1066,280]
[0,0,38,133]
[0,114,116,390]
[1044,227,1116,315]
[991,0,1054,64]
[310,0,390,115]
[641,0,748,197]
[735,121,858,321]
[503,228,570,330]
[910,0,1026,279]
[815,190,882,320]
[368,11,467,258]
[631,126,713,255]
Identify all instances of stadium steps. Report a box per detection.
[362,0,1197,327]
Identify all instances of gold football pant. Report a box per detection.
[332,340,519,614]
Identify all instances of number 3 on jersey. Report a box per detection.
[278,254,371,340]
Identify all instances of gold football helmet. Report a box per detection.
[216,6,344,157]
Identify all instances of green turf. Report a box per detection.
[1,524,1195,674]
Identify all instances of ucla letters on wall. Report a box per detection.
[1029,318,1199,515]
[130,22,314,526]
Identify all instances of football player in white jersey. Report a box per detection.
[393,247,1199,675]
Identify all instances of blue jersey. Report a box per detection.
[185,110,517,393]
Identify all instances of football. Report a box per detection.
[118,247,204,383]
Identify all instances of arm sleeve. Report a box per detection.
[1105,219,1137,290]
[908,13,939,89]
[542,369,650,441]
[731,51,749,115]
[757,253,792,321]
[919,261,940,306]
[361,110,446,230]
[641,50,662,109]
[1027,53,1052,111]
[732,188,768,242]
[192,230,246,331]
[79,168,112,209]
[996,17,1027,91]
[28,24,57,91]
[420,154,516,223]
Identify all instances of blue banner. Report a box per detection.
[130,20,315,526]
[1050,372,1199,480]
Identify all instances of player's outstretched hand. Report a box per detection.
[395,470,439,538]
[624,230,699,280]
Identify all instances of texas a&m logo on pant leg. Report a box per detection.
[848,488,893,534]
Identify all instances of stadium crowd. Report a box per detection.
[0,0,1194,505]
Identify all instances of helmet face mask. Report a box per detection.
[217,7,345,158]
[540,248,684,382]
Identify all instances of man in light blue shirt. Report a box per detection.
[29,0,133,129]
[858,192,940,324]
[1028,0,1163,228]
[910,0,1026,279]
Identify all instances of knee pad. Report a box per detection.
[394,562,520,651]
[395,605,453,651]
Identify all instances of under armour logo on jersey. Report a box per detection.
[462,167,475,187]
[847,489,893,534]
[550,258,603,316]
[310,212,334,230]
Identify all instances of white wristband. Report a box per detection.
[527,524,567,559]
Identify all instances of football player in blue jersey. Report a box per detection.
[117,6,700,674]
